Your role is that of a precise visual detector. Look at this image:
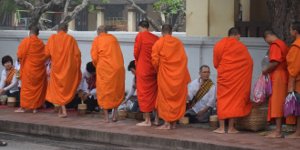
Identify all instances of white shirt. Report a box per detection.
[0,69,19,93]
[77,71,96,98]
[126,77,136,100]
[187,78,216,113]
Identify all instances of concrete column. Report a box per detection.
[127,7,136,32]
[240,0,250,21]
[96,6,105,28]
[186,0,209,36]
[68,19,76,31]
[12,12,18,27]
[208,0,235,37]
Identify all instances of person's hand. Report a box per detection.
[262,68,268,75]
[82,92,91,101]
[0,89,5,95]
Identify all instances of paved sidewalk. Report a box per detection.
[0,107,298,150]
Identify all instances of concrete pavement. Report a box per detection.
[0,106,298,150]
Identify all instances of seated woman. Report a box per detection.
[118,60,139,112]
[66,62,99,112]
[0,56,20,106]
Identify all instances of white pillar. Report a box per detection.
[240,0,250,21]
[68,19,76,31]
[186,0,209,36]
[12,12,18,27]
[96,6,105,28]
[127,7,136,32]
[208,0,235,37]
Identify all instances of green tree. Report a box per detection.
[1,0,107,30]
[127,0,185,31]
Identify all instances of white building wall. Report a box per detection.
[0,30,268,94]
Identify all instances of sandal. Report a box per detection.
[0,141,7,146]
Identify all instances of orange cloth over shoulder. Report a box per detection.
[287,39,300,93]
[152,35,191,122]
[17,35,47,109]
[45,31,82,106]
[267,39,289,121]
[213,37,253,120]
[91,33,125,109]
[286,39,300,123]
[134,31,159,113]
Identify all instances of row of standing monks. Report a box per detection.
[16,21,300,136]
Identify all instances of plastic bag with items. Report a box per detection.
[252,74,272,103]
[284,92,299,117]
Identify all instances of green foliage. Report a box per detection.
[0,0,17,15]
[153,0,184,15]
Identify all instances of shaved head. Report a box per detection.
[228,27,240,36]
[162,24,172,35]
[58,23,68,32]
[29,25,39,36]
[97,25,108,35]
[263,30,278,39]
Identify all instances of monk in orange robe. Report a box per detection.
[261,30,289,138]
[152,24,191,130]
[134,21,159,127]
[91,25,125,123]
[213,27,253,134]
[286,22,300,139]
[45,24,82,118]
[16,26,47,113]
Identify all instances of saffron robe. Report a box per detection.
[134,31,159,112]
[213,37,253,120]
[17,35,47,109]
[91,33,125,109]
[267,39,289,121]
[152,35,191,122]
[45,31,82,106]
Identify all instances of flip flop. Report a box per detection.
[0,141,7,146]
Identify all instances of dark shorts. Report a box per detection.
[6,90,20,107]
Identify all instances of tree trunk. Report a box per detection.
[267,0,300,44]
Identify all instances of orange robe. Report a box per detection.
[286,39,300,121]
[17,35,47,109]
[91,33,125,109]
[134,31,159,113]
[45,31,82,106]
[152,35,191,122]
[213,37,253,120]
[267,39,289,121]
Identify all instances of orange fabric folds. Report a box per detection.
[17,35,47,109]
[134,31,159,112]
[213,37,253,120]
[91,33,125,109]
[152,35,191,122]
[45,31,82,106]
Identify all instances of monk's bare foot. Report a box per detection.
[14,108,25,113]
[213,127,226,134]
[58,113,67,118]
[112,118,118,122]
[228,128,240,134]
[136,121,151,127]
[285,132,300,139]
[156,123,171,130]
[103,119,110,123]
[265,131,283,138]
[112,109,118,122]
[33,109,37,114]
[153,121,160,126]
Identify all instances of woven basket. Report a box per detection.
[236,105,268,132]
